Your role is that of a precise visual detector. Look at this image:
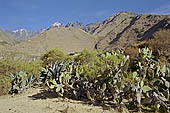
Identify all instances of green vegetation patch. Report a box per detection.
[0,47,169,112]
[0,58,40,95]
[39,48,170,112]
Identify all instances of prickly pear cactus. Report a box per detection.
[9,71,36,94]
[39,48,170,112]
[40,61,76,96]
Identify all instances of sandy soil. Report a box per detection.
[0,88,120,113]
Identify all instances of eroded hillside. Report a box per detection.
[12,27,96,56]
[93,12,170,51]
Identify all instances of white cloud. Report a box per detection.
[152,3,170,15]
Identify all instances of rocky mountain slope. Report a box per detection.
[92,11,170,51]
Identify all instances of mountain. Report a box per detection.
[65,22,84,28]
[12,27,96,56]
[92,11,170,51]
[3,21,100,40]
[0,29,18,48]
[5,29,42,40]
[65,21,102,33]
[1,11,170,61]
[49,22,64,29]
[84,22,102,33]
[7,22,64,39]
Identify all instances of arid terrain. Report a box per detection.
[12,27,96,56]
[0,88,122,113]
[0,12,170,113]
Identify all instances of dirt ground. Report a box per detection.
[0,88,123,113]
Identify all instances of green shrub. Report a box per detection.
[0,58,40,95]
[40,48,72,66]
[74,49,99,64]
[0,75,10,96]
[40,48,170,112]
[74,49,102,80]
[0,58,40,77]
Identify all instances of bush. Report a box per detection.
[0,58,40,95]
[142,29,170,58]
[124,46,139,61]
[40,48,170,112]
[74,49,102,80]
[0,75,10,96]
[40,48,72,66]
[74,49,99,64]
[0,58,40,77]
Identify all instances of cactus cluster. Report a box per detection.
[40,62,76,96]
[9,71,36,94]
[130,48,170,112]
[40,48,170,112]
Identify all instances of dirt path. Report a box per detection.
[0,88,119,113]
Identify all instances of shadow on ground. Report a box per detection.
[28,90,58,100]
[28,89,154,113]
[28,89,118,111]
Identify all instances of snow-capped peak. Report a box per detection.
[20,29,26,32]
[8,28,43,39]
[50,22,63,28]
[13,29,27,33]
[13,30,19,33]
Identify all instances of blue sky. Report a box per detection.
[0,0,170,31]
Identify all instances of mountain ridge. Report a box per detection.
[0,11,170,61]
[92,12,170,51]
[11,27,96,56]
